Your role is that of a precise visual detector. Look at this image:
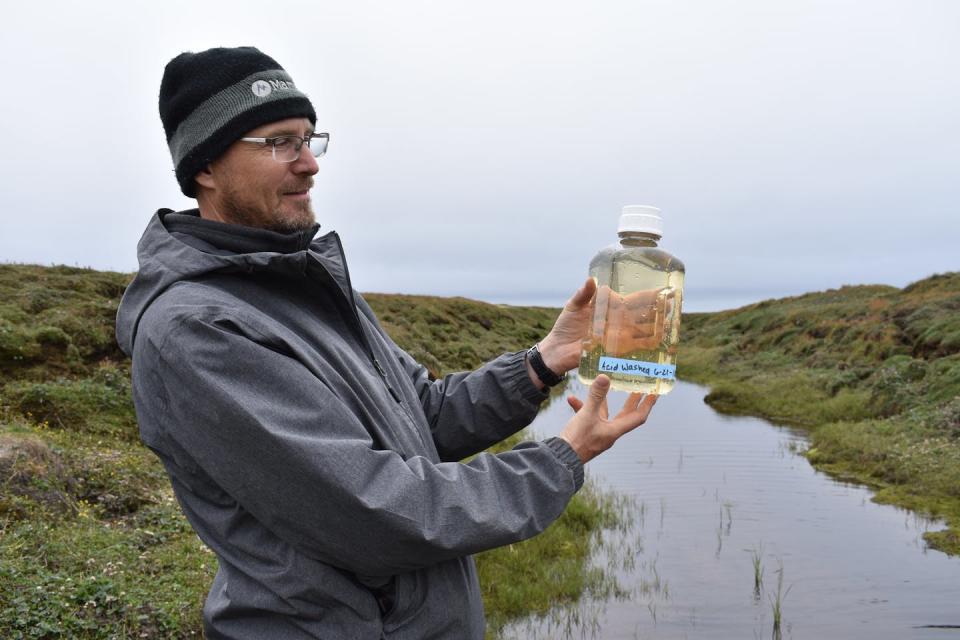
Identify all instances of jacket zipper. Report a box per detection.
[316,234,403,405]
[309,235,439,457]
[373,358,402,403]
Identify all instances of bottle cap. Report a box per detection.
[618,205,663,236]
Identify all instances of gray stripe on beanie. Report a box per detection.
[168,69,310,165]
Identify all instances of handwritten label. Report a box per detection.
[598,357,676,380]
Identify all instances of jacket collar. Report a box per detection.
[162,208,320,255]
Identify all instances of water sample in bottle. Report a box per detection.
[578,205,685,394]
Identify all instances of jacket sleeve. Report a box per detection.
[140,309,583,578]
[391,345,551,461]
[352,292,553,461]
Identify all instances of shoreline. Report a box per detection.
[677,272,960,557]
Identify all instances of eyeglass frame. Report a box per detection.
[238,132,330,163]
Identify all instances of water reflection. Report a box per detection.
[500,380,960,640]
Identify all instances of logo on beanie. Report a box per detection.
[252,80,272,97]
[251,78,296,98]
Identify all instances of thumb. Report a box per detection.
[566,277,596,310]
[583,375,611,414]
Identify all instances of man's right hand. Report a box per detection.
[559,375,657,464]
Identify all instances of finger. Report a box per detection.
[566,277,597,310]
[622,288,661,308]
[616,392,645,416]
[611,393,658,435]
[596,286,613,307]
[637,393,658,419]
[583,374,611,415]
[567,395,584,412]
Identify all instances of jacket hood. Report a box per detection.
[115,209,329,356]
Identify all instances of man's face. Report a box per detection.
[200,117,319,233]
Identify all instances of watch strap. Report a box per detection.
[527,344,564,387]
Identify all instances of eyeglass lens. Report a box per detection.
[274,135,328,162]
[308,135,328,158]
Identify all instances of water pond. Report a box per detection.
[501,380,960,639]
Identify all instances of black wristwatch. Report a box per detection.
[526,343,565,387]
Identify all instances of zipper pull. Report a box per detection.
[374,359,402,403]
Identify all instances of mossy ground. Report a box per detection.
[679,272,960,555]
[0,264,617,639]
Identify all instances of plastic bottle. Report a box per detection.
[578,205,685,395]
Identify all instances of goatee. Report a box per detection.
[265,210,316,234]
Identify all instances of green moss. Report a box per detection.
[365,293,558,379]
[4,369,136,439]
[0,264,129,377]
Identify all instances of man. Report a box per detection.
[116,46,656,639]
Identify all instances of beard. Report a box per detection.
[263,201,316,234]
[217,183,316,234]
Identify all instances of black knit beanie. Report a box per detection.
[159,46,317,197]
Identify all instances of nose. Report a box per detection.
[291,141,319,175]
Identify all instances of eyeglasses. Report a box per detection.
[238,132,330,163]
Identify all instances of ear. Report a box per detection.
[194,164,216,191]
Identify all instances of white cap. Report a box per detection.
[618,205,663,236]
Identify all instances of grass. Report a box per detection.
[364,292,558,378]
[680,272,960,555]
[750,544,764,600]
[767,558,791,639]
[0,263,620,639]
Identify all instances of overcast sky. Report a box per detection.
[1,0,956,311]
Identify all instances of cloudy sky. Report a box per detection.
[1,0,956,311]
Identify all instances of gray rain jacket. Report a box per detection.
[115,210,584,639]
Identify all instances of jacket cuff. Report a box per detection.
[503,350,550,405]
[544,437,584,492]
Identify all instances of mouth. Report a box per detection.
[281,189,312,200]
